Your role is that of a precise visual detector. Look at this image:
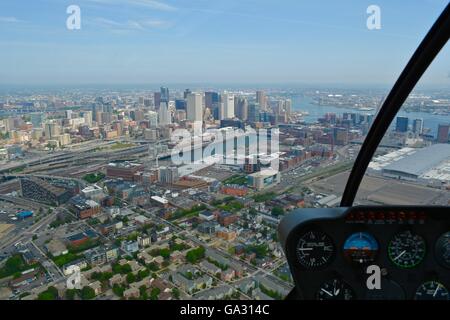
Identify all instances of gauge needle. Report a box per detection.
[393,250,406,261]
[433,285,440,297]
[321,289,333,297]
[298,248,313,251]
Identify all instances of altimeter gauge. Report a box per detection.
[296,230,335,269]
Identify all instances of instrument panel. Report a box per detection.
[278,206,450,300]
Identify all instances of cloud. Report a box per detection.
[0,16,23,23]
[129,0,177,11]
[87,0,177,11]
[91,17,172,31]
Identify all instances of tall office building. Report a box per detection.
[205,91,220,119]
[412,119,423,135]
[235,97,248,121]
[148,111,158,128]
[273,100,284,115]
[256,91,266,109]
[437,123,449,143]
[143,98,152,107]
[44,122,60,139]
[248,103,261,123]
[205,91,220,109]
[98,112,112,124]
[158,102,171,126]
[220,92,235,120]
[131,110,145,122]
[92,104,103,122]
[160,87,169,103]
[187,93,203,122]
[83,111,93,126]
[184,89,192,99]
[285,99,292,117]
[154,92,161,110]
[175,99,187,110]
[396,116,409,133]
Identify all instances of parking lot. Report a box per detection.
[0,201,37,239]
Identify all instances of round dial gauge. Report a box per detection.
[415,281,449,300]
[296,230,334,269]
[343,232,379,265]
[316,279,355,300]
[388,230,426,268]
[435,231,450,269]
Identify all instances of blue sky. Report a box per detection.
[0,0,449,86]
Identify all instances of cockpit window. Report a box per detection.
[353,43,449,206]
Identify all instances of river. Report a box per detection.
[292,95,448,137]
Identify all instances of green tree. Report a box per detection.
[139,285,148,300]
[171,287,180,299]
[137,269,150,281]
[185,247,205,264]
[112,284,125,297]
[65,289,78,300]
[150,287,160,300]
[126,272,136,284]
[271,206,285,216]
[37,287,58,300]
[80,286,96,300]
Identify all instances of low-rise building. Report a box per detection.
[89,281,102,296]
[69,195,101,219]
[137,236,151,248]
[123,287,140,300]
[45,239,68,257]
[109,274,124,287]
[121,240,139,254]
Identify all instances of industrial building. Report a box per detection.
[369,144,450,183]
[20,177,71,205]
[106,161,144,181]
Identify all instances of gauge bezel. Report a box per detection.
[316,278,356,300]
[414,281,449,300]
[434,231,450,270]
[388,230,426,269]
[342,231,380,266]
[295,229,336,270]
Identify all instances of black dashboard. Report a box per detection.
[278,206,450,300]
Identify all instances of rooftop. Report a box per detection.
[382,144,450,177]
